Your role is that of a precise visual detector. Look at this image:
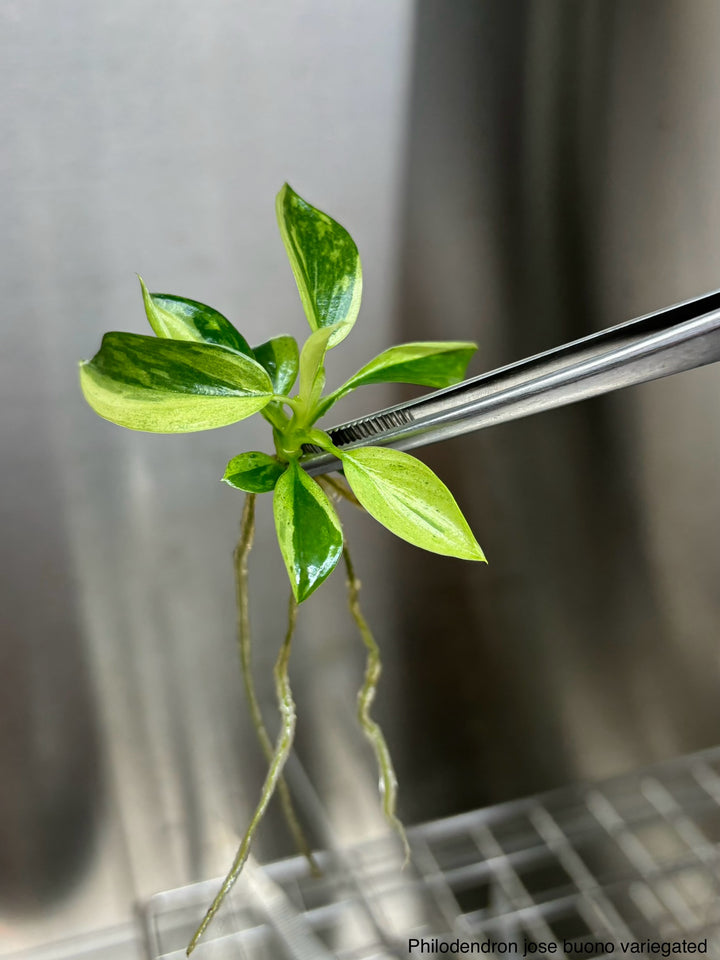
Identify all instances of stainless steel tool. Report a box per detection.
[302,287,720,476]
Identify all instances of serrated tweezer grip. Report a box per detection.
[302,288,720,476]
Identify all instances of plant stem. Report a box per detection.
[342,544,410,865]
[234,495,318,874]
[187,592,299,955]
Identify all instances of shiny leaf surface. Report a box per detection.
[341,447,485,561]
[273,461,343,602]
[253,336,299,395]
[276,183,361,347]
[336,341,477,397]
[79,332,273,433]
[140,278,253,356]
[223,452,286,493]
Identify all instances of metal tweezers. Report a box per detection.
[302,288,720,476]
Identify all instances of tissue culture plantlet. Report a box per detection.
[79,184,486,953]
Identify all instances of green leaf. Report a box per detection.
[139,277,253,356]
[253,336,299,395]
[275,183,361,347]
[335,341,478,398]
[273,461,343,602]
[79,332,274,433]
[341,447,485,561]
[223,452,286,493]
[297,323,350,409]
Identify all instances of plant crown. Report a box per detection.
[79,183,485,601]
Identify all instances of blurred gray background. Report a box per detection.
[2,0,720,954]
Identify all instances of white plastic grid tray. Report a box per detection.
[140,746,720,959]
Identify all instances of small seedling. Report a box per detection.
[79,184,486,953]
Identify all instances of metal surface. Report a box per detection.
[6,2,720,957]
[142,746,720,958]
[303,288,720,475]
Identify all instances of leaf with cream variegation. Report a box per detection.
[139,278,253,356]
[276,183,361,347]
[80,332,273,433]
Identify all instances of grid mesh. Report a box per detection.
[140,747,720,959]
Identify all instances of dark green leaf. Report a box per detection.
[223,452,286,493]
[335,341,477,398]
[79,332,273,433]
[341,447,485,561]
[273,461,343,602]
[139,277,253,356]
[275,183,361,347]
[253,336,299,395]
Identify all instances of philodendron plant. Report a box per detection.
[80,184,486,954]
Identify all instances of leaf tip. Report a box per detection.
[458,534,486,563]
[293,564,337,604]
[276,181,292,211]
[138,275,158,333]
[220,468,241,488]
